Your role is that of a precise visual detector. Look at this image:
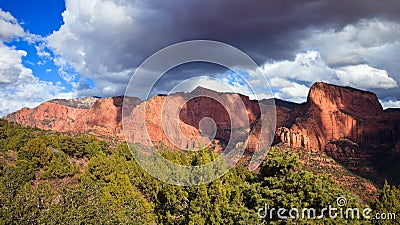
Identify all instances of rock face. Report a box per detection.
[275,127,310,149]
[122,87,275,151]
[276,82,399,152]
[4,96,141,140]
[385,108,400,153]
[4,82,399,155]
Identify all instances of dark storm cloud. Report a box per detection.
[138,0,400,63]
[47,0,400,105]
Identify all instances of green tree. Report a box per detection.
[41,152,79,179]
[18,137,53,167]
[1,183,54,225]
[101,173,155,223]
[0,160,35,197]
[247,148,364,224]
[371,181,400,225]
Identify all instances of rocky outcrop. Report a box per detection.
[275,82,399,152]
[275,127,310,149]
[385,108,400,153]
[122,87,276,151]
[4,96,141,139]
[269,82,400,185]
[48,97,99,109]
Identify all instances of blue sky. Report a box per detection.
[1,0,400,116]
[0,0,65,35]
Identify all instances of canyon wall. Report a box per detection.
[277,82,398,152]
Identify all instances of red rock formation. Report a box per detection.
[385,109,400,153]
[122,87,275,151]
[4,96,141,140]
[4,82,399,155]
[275,127,310,149]
[275,82,399,152]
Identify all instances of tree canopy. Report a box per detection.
[0,119,398,224]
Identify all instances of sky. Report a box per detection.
[1,0,400,116]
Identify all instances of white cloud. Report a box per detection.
[35,42,51,58]
[0,9,24,41]
[270,77,309,103]
[53,56,78,82]
[0,42,76,116]
[244,49,398,103]
[274,84,309,103]
[300,19,400,67]
[0,44,29,84]
[0,9,76,116]
[46,0,144,96]
[336,64,397,89]
[381,100,400,109]
[258,51,337,84]
[258,50,397,89]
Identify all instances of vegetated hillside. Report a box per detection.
[1,119,399,224]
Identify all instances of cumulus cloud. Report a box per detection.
[300,19,400,67]
[298,19,400,101]
[0,42,76,116]
[269,77,309,103]
[258,51,337,84]
[381,100,400,109]
[0,9,24,41]
[47,0,144,96]
[244,48,397,103]
[336,64,397,89]
[0,9,76,116]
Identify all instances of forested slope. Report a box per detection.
[0,119,398,224]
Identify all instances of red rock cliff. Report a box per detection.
[122,87,276,151]
[277,82,398,151]
[4,96,141,140]
[4,82,399,154]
